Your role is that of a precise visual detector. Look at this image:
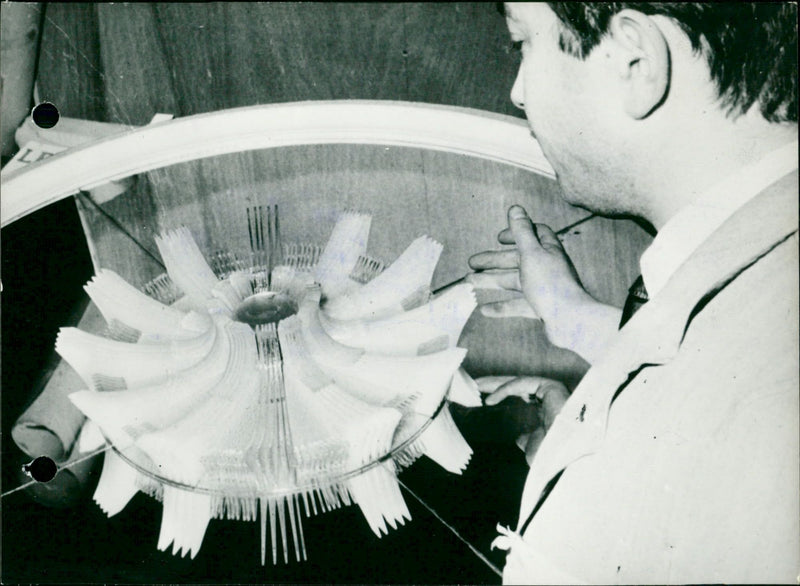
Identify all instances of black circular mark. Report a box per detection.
[32,102,60,129]
[22,456,58,482]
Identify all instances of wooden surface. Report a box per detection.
[38,3,522,123]
[36,3,107,121]
[76,144,593,291]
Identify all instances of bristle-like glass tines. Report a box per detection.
[93,449,143,517]
[282,243,321,272]
[402,408,473,475]
[314,211,372,298]
[253,322,295,489]
[260,495,308,565]
[157,486,213,559]
[348,255,385,285]
[143,273,182,305]
[86,269,212,342]
[319,282,476,357]
[155,227,226,310]
[246,204,281,275]
[210,250,249,280]
[56,320,217,392]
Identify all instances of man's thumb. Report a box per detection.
[508,205,540,253]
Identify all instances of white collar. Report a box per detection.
[640,139,799,297]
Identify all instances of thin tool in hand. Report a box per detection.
[433,213,597,294]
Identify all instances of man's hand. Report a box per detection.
[478,375,570,465]
[468,205,589,335]
[467,205,622,364]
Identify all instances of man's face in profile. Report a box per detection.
[505,3,642,218]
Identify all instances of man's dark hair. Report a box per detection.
[545,2,798,122]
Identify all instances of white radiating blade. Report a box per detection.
[322,236,443,321]
[92,450,141,517]
[295,289,466,410]
[405,408,472,474]
[133,320,260,488]
[280,316,397,477]
[347,462,410,538]
[210,280,244,312]
[314,211,372,299]
[85,268,206,342]
[297,287,364,365]
[155,227,239,311]
[157,486,213,560]
[77,419,107,453]
[55,316,216,391]
[280,313,409,534]
[323,348,466,411]
[68,317,234,450]
[320,283,476,356]
[447,367,482,408]
[227,270,257,299]
[339,399,407,537]
[281,368,348,479]
[270,265,316,305]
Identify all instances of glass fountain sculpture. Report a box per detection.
[56,206,481,564]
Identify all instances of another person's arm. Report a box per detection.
[478,375,570,465]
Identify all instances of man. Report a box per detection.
[467,3,798,583]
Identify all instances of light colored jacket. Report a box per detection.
[503,170,800,584]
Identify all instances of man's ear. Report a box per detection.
[608,9,670,119]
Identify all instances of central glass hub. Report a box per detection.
[234,291,298,326]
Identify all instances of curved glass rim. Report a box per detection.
[110,390,449,498]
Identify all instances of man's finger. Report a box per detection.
[468,249,520,270]
[479,297,540,319]
[483,376,545,406]
[475,375,517,393]
[465,269,521,290]
[498,228,515,245]
[503,225,566,247]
